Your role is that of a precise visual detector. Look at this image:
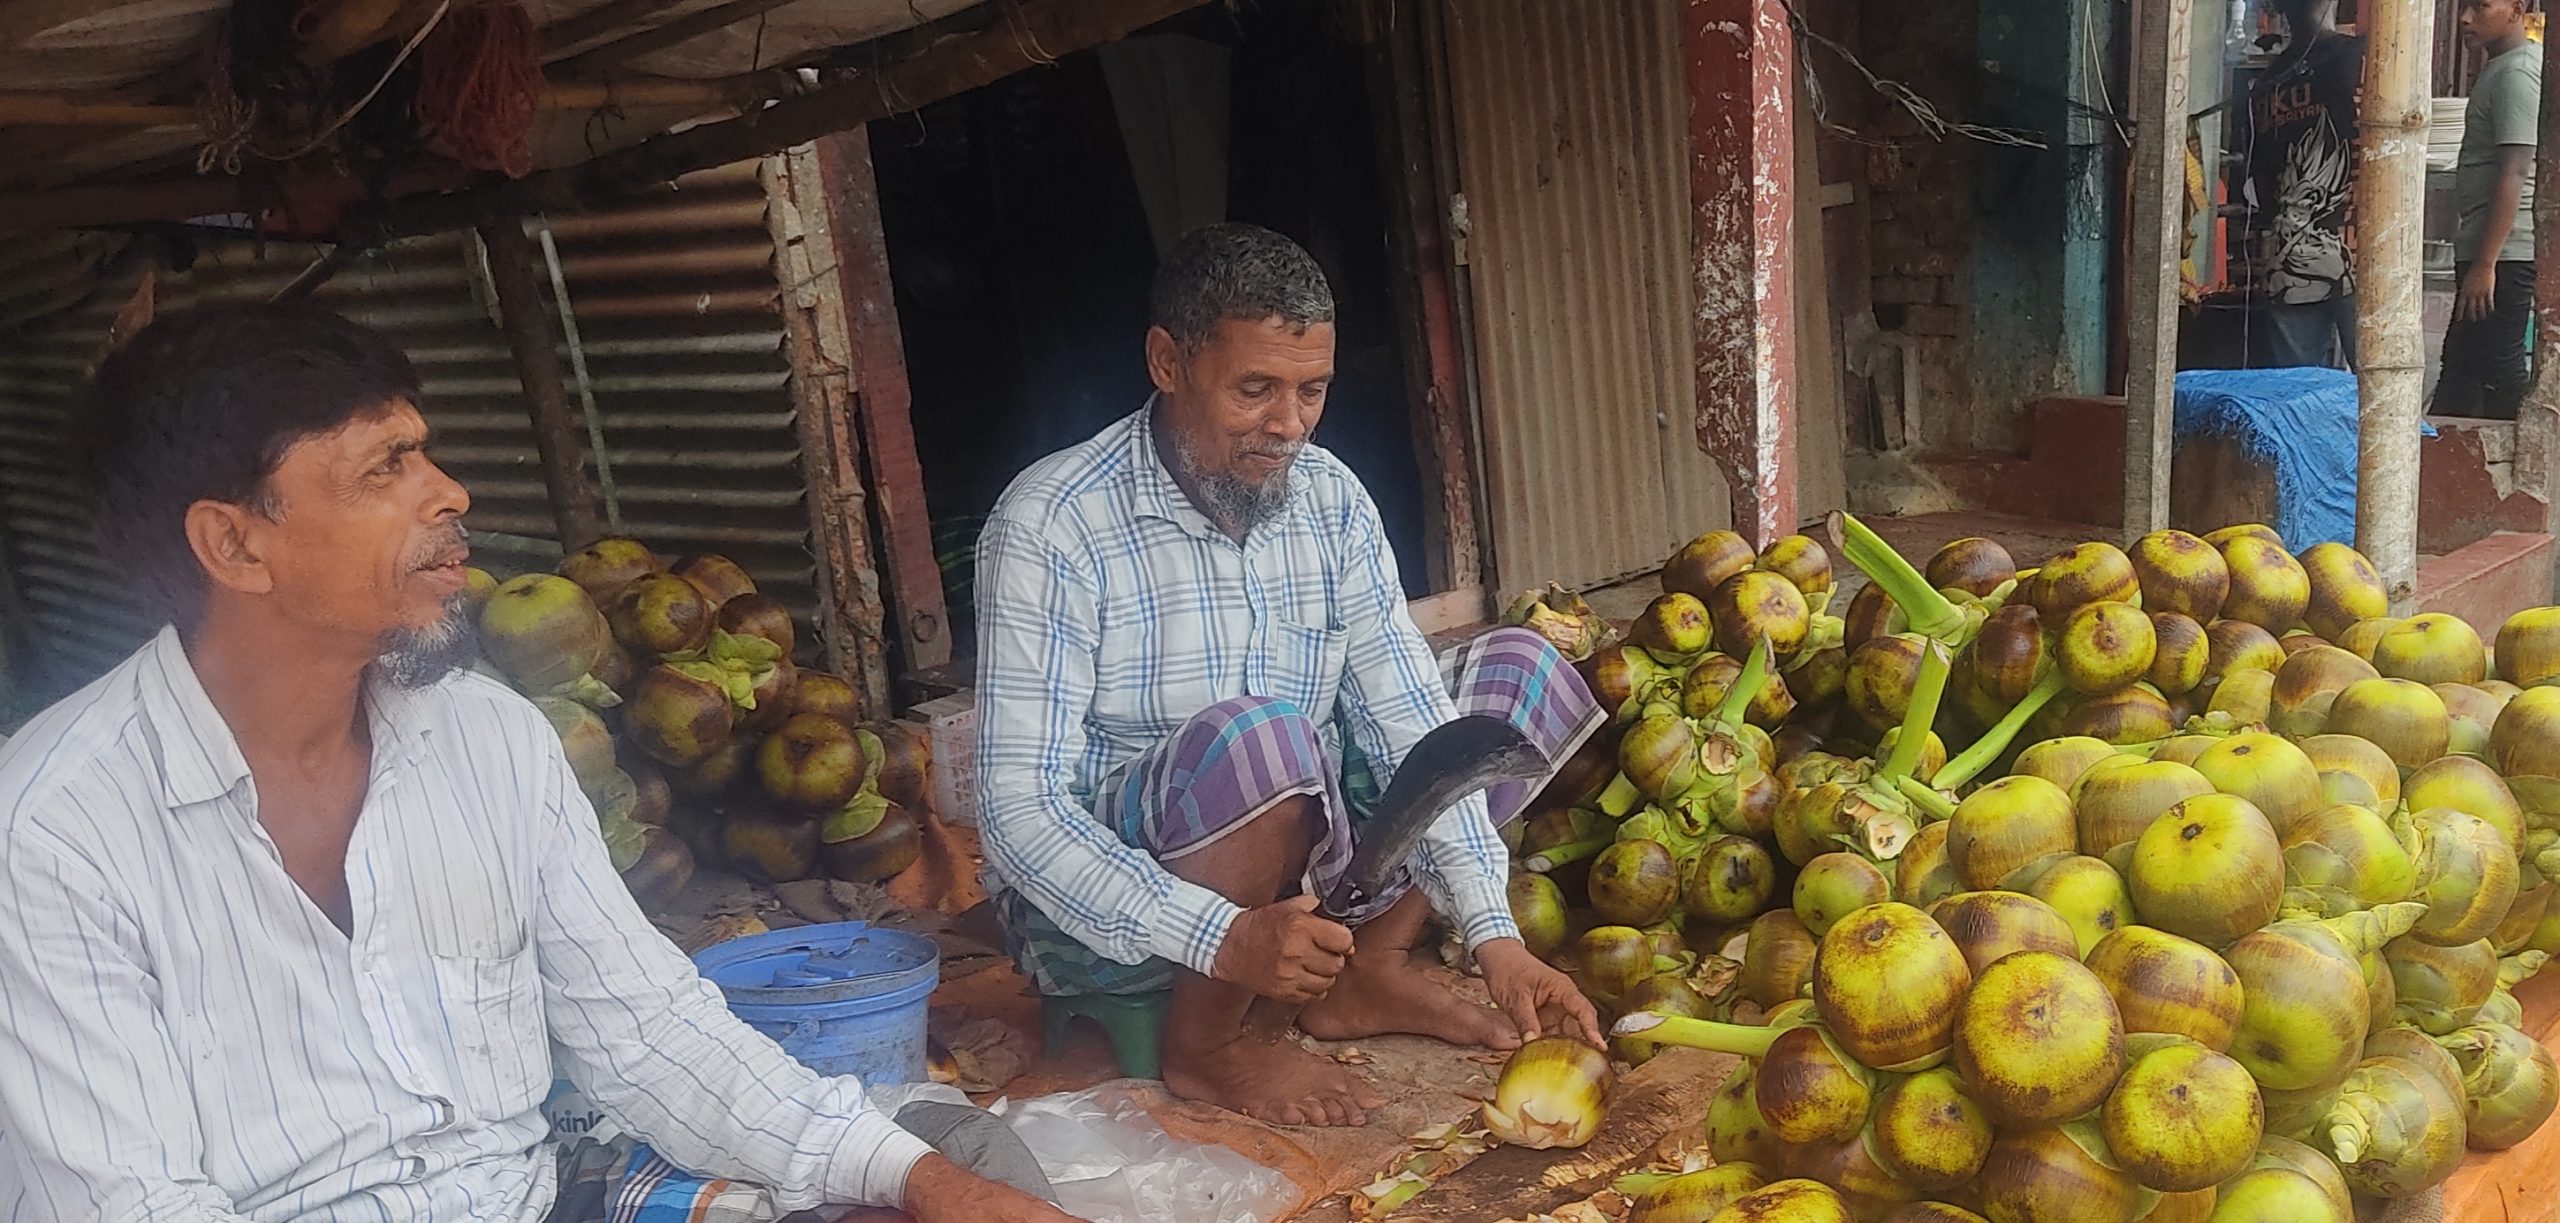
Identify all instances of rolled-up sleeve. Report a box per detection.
[974,512,1242,976]
[530,751,930,1211]
[1328,483,1519,950]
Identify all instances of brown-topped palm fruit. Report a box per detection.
[2132,529,2231,621]
[2076,759,2216,867]
[2104,1036,2265,1192]
[2436,682,2507,758]
[1707,1066,1783,1170]
[625,664,737,768]
[1929,891,2081,975]
[1897,821,1963,910]
[2027,854,2141,956]
[1686,834,1778,926]
[2300,541,2390,639]
[1611,973,1714,1066]
[2402,754,2526,856]
[1871,1066,1995,1193]
[1509,873,1571,960]
[2206,522,2286,549]
[2147,612,2210,696]
[2496,605,2560,687]
[1743,909,1820,1008]
[1590,837,1682,927]
[2337,616,2398,661]
[1664,529,1756,602]
[1707,1179,1854,1223]
[717,593,797,657]
[2267,645,2379,738]
[1629,592,1713,657]
[461,566,499,609]
[2210,1167,2349,1223]
[1482,1037,1615,1150]
[1790,1131,1927,1220]
[2383,935,2500,1036]
[791,671,860,723]
[593,643,641,696]
[2190,732,2323,839]
[558,536,661,605]
[2012,736,2120,791]
[1793,852,1892,938]
[1926,535,2018,597]
[2367,1025,2470,1104]
[1757,534,1835,605]
[2129,794,2285,949]
[2440,1019,2560,1149]
[757,713,866,810]
[1845,633,1929,730]
[607,572,716,657]
[724,807,819,882]
[1948,775,2079,891]
[1966,604,2046,704]
[2314,1054,2469,1198]
[620,825,696,907]
[2371,612,2489,686]
[1713,569,1812,663]
[2066,684,2176,745]
[1813,901,1973,1071]
[2224,914,2387,1092]
[1843,581,1909,649]
[2202,619,2287,687]
[1956,949,2126,1128]
[2404,807,2522,947]
[536,696,620,793]
[819,800,921,883]
[1975,1126,2148,1223]
[2203,667,2276,725]
[2301,733,2403,809]
[2058,601,2157,695]
[672,553,758,608]
[2025,541,2141,622]
[2323,678,2450,773]
[1620,1164,1768,1223]
[1577,925,1655,1005]
[2278,630,2329,657]
[671,734,754,799]
[480,573,616,694]
[2247,1135,2357,1218]
[2087,925,2244,1051]
[2492,687,2560,826]
[2217,536,2311,632]
[1786,644,1850,709]
[2282,802,2418,912]
[1756,1024,1875,1144]
[1883,1206,1992,1223]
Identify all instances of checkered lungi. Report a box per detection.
[997,626,1604,997]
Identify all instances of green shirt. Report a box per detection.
[2457,40,2544,265]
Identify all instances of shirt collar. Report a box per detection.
[137,626,438,811]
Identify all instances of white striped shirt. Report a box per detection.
[974,407,1516,977]
[0,628,930,1221]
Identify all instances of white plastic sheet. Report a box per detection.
[990,1086,1297,1223]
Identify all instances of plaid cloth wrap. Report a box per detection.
[999,626,1603,997]
[549,1140,780,1223]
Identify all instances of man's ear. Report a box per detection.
[185,499,276,598]
[1145,326,1185,396]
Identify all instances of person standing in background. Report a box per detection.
[2243,0,2365,369]
[2434,0,2544,419]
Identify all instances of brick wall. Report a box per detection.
[1855,0,1982,454]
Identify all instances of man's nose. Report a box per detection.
[424,457,471,520]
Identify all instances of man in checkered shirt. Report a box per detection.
[974,224,1604,1127]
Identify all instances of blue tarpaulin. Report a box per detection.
[2171,368,2435,551]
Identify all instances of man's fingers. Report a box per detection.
[1304,917,1357,956]
[1502,991,1544,1042]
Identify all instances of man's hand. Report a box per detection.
[1475,938,1604,1047]
[2459,262,2500,322]
[1213,894,1356,1002]
[901,1154,1083,1222]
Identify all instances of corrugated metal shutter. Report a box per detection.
[1439,0,1732,594]
[0,163,818,705]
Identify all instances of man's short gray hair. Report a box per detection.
[1150,223,1337,354]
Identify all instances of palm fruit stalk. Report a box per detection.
[1782,638,1955,864]
[1830,511,2005,649]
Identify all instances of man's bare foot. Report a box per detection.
[1163,1032,1386,1127]
[1297,951,1520,1050]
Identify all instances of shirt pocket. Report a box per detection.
[1264,619,1349,729]
[424,941,551,1124]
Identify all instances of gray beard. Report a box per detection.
[375,593,477,690]
[1173,435,1298,533]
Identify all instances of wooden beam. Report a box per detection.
[2353,0,2435,610]
[0,79,753,128]
[296,0,446,66]
[763,153,893,716]
[373,0,1209,238]
[1684,0,1800,548]
[2120,0,2192,537]
[813,127,952,675]
[548,0,813,79]
[1362,0,1485,598]
[540,0,688,57]
[476,218,608,550]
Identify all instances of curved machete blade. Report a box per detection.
[1320,714,1548,918]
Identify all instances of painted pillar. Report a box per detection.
[1683,0,1800,547]
[1972,0,2123,431]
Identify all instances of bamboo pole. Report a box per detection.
[2353,0,2436,611]
[2122,0,2195,537]
[475,218,607,551]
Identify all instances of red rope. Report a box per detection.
[415,1,541,177]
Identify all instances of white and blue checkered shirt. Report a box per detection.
[0,629,929,1221]
[974,406,1518,977]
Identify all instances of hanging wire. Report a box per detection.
[1779,0,2050,150]
[198,0,455,174]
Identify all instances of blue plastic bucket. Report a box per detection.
[692,920,940,1086]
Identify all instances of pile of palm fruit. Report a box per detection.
[1481,517,2560,1222]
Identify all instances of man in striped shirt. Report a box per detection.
[0,305,1073,1222]
[976,225,1603,1128]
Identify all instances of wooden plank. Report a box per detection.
[2438,968,2560,1219]
[539,0,688,57]
[1684,0,1800,549]
[2120,0,2192,538]
[813,127,953,676]
[1386,1046,1735,1221]
[374,0,1212,238]
[2352,0,2436,611]
[475,219,607,550]
[761,154,893,716]
[1361,0,1484,598]
[547,0,813,79]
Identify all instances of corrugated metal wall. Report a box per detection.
[0,163,818,705]
[1440,0,1733,594]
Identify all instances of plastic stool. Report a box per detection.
[1041,991,1171,1079]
